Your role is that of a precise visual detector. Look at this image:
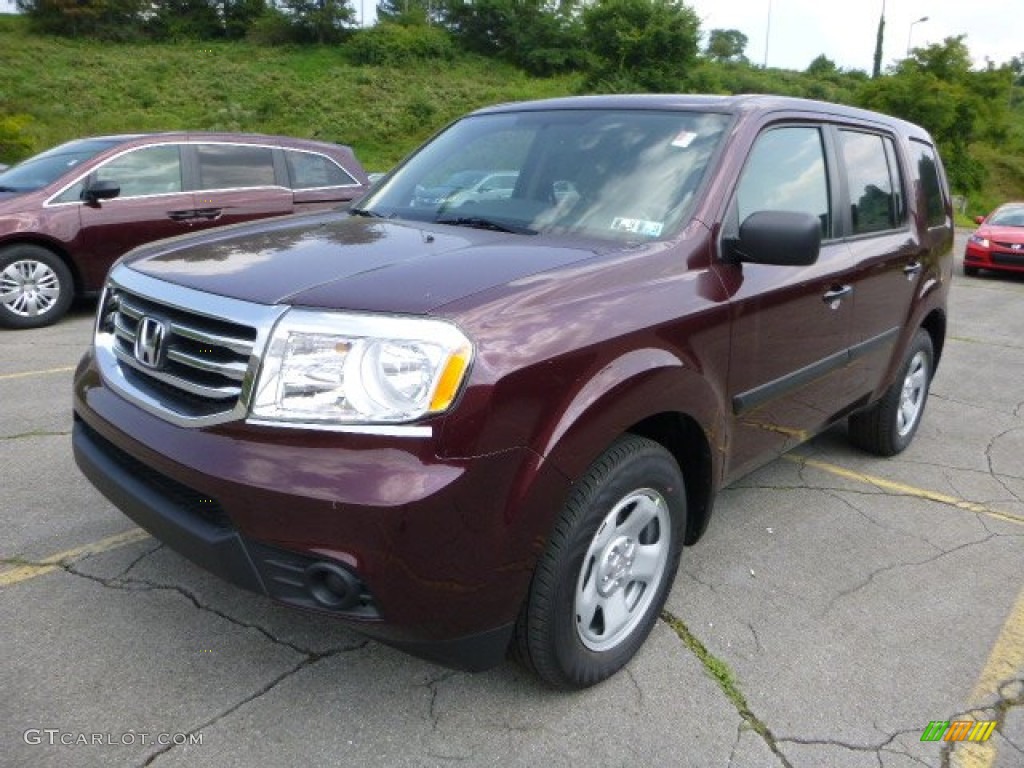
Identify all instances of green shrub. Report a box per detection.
[0,114,35,164]
[344,22,455,66]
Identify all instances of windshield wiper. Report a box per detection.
[436,216,536,235]
[349,207,386,218]
[0,186,22,193]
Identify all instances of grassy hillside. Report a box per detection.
[0,15,579,171]
[1,13,1021,211]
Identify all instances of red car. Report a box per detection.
[0,133,369,328]
[963,202,1024,277]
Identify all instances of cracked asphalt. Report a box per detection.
[2,231,1022,768]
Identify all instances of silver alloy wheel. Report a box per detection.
[0,259,62,318]
[897,350,929,437]
[575,488,670,652]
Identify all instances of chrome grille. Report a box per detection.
[95,266,287,427]
[107,289,255,407]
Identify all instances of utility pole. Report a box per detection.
[763,0,772,68]
[872,0,885,78]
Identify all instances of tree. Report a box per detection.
[806,54,838,77]
[377,0,435,25]
[858,37,1010,193]
[18,0,147,39]
[704,28,747,63]
[150,0,223,39]
[440,0,584,75]
[582,0,701,91]
[1011,53,1024,85]
[279,0,355,43]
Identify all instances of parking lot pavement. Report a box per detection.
[2,231,1022,768]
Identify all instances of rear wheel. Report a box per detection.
[848,329,934,456]
[514,435,686,689]
[0,245,74,329]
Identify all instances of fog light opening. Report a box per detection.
[304,562,360,610]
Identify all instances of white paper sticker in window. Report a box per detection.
[611,217,664,237]
[671,131,697,148]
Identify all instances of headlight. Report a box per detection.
[250,310,473,425]
[968,234,990,248]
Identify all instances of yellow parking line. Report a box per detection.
[0,528,151,587]
[785,455,1024,527]
[787,454,1024,768]
[949,584,1024,768]
[0,365,76,381]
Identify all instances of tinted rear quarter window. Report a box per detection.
[908,140,947,227]
[197,144,276,190]
[285,150,358,189]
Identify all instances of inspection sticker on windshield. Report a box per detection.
[611,217,663,237]
[671,130,698,148]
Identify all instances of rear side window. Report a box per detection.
[285,150,358,189]
[909,140,947,227]
[736,126,831,237]
[196,144,276,190]
[839,130,902,234]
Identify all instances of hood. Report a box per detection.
[123,212,602,314]
[0,190,31,206]
[980,225,1024,242]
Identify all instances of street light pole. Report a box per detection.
[906,16,929,57]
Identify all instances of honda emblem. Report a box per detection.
[134,316,168,369]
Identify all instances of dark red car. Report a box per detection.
[73,95,953,688]
[963,201,1024,277]
[0,133,369,328]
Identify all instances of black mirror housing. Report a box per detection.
[734,210,822,266]
[83,180,121,203]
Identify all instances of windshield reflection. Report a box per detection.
[0,139,122,193]
[362,109,729,243]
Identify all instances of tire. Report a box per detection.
[848,329,934,457]
[0,244,75,329]
[514,435,686,689]
[963,265,979,277]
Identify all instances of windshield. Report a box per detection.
[0,139,123,193]
[988,205,1024,227]
[360,109,730,242]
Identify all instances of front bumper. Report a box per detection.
[964,244,1024,274]
[72,350,570,671]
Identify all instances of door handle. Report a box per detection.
[822,284,853,307]
[167,209,197,221]
[903,261,922,279]
[193,208,222,221]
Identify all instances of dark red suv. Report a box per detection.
[0,132,369,328]
[72,95,953,688]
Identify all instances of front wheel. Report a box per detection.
[514,435,686,689]
[848,328,934,456]
[0,245,75,329]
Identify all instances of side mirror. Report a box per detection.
[726,210,822,266]
[83,179,120,204]
[974,215,985,225]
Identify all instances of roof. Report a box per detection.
[471,93,928,138]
